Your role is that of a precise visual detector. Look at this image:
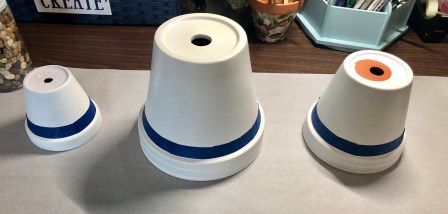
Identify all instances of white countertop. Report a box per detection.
[1,68,447,213]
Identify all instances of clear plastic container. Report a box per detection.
[0,0,32,92]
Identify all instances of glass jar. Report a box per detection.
[0,0,32,92]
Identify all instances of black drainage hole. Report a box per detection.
[44,78,53,83]
[370,67,384,76]
[191,34,212,46]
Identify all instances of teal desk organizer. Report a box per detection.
[296,0,416,52]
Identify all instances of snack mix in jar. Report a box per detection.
[0,0,32,92]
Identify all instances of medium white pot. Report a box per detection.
[138,13,265,181]
[302,50,413,174]
[23,65,102,151]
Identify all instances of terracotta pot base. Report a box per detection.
[249,0,302,15]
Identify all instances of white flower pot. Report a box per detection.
[138,13,265,181]
[23,65,102,151]
[302,50,413,174]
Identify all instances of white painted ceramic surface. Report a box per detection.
[23,65,101,151]
[303,50,413,174]
[138,13,265,181]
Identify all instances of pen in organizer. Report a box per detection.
[392,0,408,9]
[346,0,358,7]
[374,0,388,11]
[354,0,366,9]
[367,0,381,10]
[336,0,347,6]
[360,0,374,9]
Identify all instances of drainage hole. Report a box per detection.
[191,34,212,46]
[44,78,53,83]
[370,67,384,76]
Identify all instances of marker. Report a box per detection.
[353,0,366,9]
[336,0,347,6]
[374,0,388,11]
[360,0,374,9]
[367,0,381,10]
[346,0,358,7]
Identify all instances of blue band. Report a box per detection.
[27,99,97,139]
[311,104,404,157]
[142,107,262,159]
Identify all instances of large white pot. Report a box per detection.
[302,50,413,174]
[24,65,102,151]
[138,13,265,181]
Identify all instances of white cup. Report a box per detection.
[138,13,265,181]
[421,0,439,18]
[24,65,102,151]
[302,50,413,174]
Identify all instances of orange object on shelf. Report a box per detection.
[250,0,303,15]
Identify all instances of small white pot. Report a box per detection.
[138,13,265,181]
[302,50,413,174]
[23,65,102,151]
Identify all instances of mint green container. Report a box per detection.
[296,0,416,52]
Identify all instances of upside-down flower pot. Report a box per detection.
[138,13,265,181]
[24,65,102,151]
[250,0,304,42]
[302,50,413,174]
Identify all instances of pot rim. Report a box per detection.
[249,0,302,15]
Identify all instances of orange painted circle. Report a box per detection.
[355,60,392,81]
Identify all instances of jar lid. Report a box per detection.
[0,0,6,12]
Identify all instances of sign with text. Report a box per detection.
[34,0,112,15]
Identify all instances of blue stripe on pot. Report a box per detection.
[142,107,262,159]
[311,104,404,157]
[27,99,97,139]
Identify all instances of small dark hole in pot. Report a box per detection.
[44,78,53,83]
[370,67,384,76]
[191,34,212,46]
